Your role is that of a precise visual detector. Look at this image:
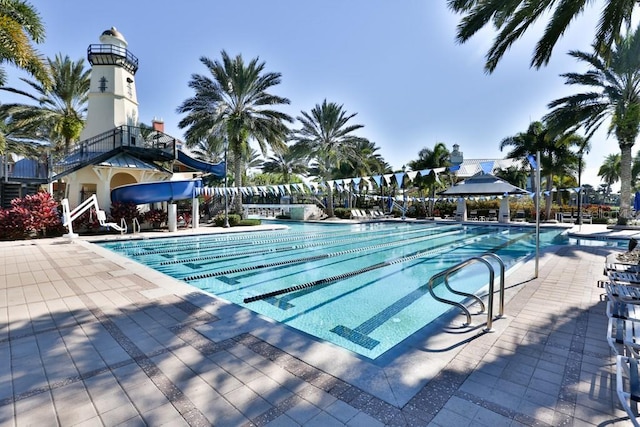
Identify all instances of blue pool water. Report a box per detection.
[100,221,571,359]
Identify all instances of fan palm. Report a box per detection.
[177,51,293,215]
[1,54,89,156]
[544,25,640,220]
[291,99,370,217]
[448,0,637,73]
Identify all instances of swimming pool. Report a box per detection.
[100,221,568,359]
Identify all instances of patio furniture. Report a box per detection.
[513,210,526,222]
[616,355,640,426]
[487,210,497,221]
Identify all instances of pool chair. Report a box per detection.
[513,210,526,222]
[350,209,363,220]
[488,210,498,221]
[607,300,640,356]
[616,355,640,426]
[610,271,640,284]
[469,210,478,221]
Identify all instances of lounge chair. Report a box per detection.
[351,209,365,220]
[469,210,478,221]
[513,210,526,222]
[487,210,497,221]
[616,355,640,426]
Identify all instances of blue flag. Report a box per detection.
[527,155,537,169]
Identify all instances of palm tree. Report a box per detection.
[291,99,370,217]
[544,25,640,220]
[262,148,309,184]
[448,0,636,72]
[494,166,528,190]
[407,142,451,216]
[0,1,49,87]
[1,54,90,156]
[177,51,293,215]
[500,121,581,219]
[598,153,620,199]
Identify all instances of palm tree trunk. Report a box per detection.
[233,149,243,216]
[545,174,553,220]
[326,187,335,217]
[620,144,633,220]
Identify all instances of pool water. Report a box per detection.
[100,221,569,359]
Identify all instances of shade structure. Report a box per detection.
[438,173,529,197]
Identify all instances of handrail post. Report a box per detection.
[426,253,505,332]
[481,253,506,318]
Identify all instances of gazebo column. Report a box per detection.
[499,197,510,223]
[456,198,467,221]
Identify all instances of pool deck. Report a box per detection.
[1,222,639,426]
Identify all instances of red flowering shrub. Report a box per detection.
[0,206,33,240]
[144,209,167,226]
[110,202,142,224]
[0,191,65,240]
[16,192,64,237]
[74,209,102,232]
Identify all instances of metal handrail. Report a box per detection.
[132,217,140,234]
[427,253,505,332]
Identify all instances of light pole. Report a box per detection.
[223,138,230,228]
[401,165,407,221]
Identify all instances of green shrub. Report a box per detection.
[213,213,241,227]
[334,208,351,219]
[592,217,608,225]
[238,219,261,226]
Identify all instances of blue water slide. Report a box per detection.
[111,179,202,204]
[177,150,225,177]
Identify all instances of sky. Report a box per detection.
[4,1,623,188]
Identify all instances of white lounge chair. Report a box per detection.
[616,355,640,426]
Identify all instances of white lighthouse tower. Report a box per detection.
[80,27,139,140]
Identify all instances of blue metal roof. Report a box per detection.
[98,152,159,170]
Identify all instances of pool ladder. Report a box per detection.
[427,253,505,332]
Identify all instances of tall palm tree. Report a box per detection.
[261,148,309,184]
[407,142,451,216]
[177,51,293,215]
[0,1,49,87]
[598,153,620,198]
[544,25,640,220]
[291,99,370,217]
[332,139,387,180]
[0,0,50,154]
[448,0,636,72]
[500,121,581,219]
[1,54,90,156]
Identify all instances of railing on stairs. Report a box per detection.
[51,125,178,181]
[427,253,506,332]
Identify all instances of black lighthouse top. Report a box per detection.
[87,27,139,74]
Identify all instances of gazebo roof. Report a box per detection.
[438,173,529,197]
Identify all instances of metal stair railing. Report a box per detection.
[51,125,177,181]
[427,253,505,332]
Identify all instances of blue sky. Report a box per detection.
[5,1,618,187]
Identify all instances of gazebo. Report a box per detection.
[438,173,529,222]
